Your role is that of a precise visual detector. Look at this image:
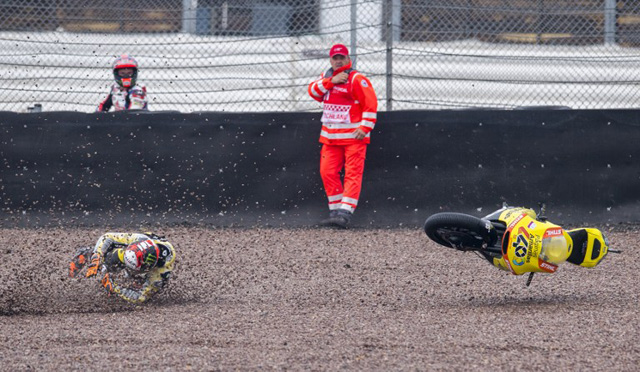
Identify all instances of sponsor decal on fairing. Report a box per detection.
[538,260,558,273]
[507,213,527,230]
[544,228,563,237]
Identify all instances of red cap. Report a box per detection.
[329,44,349,57]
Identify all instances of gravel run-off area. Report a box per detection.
[0,227,638,370]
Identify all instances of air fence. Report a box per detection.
[2,0,640,113]
[3,109,640,227]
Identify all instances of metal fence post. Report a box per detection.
[604,0,617,45]
[385,0,393,111]
[350,0,357,69]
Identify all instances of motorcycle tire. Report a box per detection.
[424,212,497,250]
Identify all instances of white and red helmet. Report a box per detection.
[112,54,139,88]
[123,239,159,272]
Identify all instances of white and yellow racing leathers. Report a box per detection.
[92,232,175,304]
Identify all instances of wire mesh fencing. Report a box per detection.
[1,0,640,113]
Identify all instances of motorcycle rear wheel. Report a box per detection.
[424,212,497,250]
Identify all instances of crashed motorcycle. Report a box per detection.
[423,204,618,286]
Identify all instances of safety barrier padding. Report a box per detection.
[1,109,639,227]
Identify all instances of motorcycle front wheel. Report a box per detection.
[424,212,497,251]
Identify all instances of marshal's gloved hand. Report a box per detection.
[85,253,102,278]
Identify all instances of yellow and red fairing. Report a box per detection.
[494,211,573,275]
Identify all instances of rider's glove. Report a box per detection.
[129,88,146,110]
[85,253,101,278]
[101,273,114,293]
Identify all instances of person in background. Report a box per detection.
[97,54,148,112]
[307,44,378,228]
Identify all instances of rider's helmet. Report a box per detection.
[123,239,159,272]
[112,54,139,88]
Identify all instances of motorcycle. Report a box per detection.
[423,203,619,286]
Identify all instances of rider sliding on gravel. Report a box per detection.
[69,232,176,304]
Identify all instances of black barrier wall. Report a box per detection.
[2,110,640,227]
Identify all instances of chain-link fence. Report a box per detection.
[1,0,640,112]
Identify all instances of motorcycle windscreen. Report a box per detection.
[539,229,571,264]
